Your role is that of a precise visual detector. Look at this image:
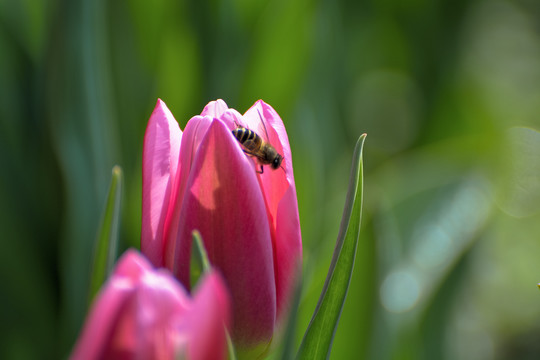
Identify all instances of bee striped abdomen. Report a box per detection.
[232,128,261,151]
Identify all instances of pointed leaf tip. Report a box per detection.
[190,230,212,288]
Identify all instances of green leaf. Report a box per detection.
[88,165,123,305]
[226,331,238,360]
[297,134,366,360]
[190,230,211,288]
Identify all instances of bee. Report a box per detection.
[232,110,284,174]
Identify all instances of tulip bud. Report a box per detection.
[142,99,302,355]
[70,250,230,360]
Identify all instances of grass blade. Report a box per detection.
[297,134,366,359]
[88,165,123,304]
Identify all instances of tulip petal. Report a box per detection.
[163,115,213,268]
[70,278,135,360]
[200,99,229,118]
[173,119,277,347]
[184,272,230,360]
[114,248,152,280]
[273,185,302,316]
[71,251,156,359]
[135,268,191,359]
[218,108,245,131]
[162,107,252,269]
[142,99,182,267]
[243,101,302,319]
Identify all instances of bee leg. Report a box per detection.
[242,149,259,157]
[239,149,263,173]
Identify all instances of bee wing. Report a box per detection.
[242,138,257,148]
[241,141,265,159]
[242,106,270,142]
[257,109,271,143]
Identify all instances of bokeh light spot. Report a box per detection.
[380,269,421,314]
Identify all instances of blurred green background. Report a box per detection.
[2,0,540,359]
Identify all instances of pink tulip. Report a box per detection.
[141,99,302,352]
[70,250,230,360]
